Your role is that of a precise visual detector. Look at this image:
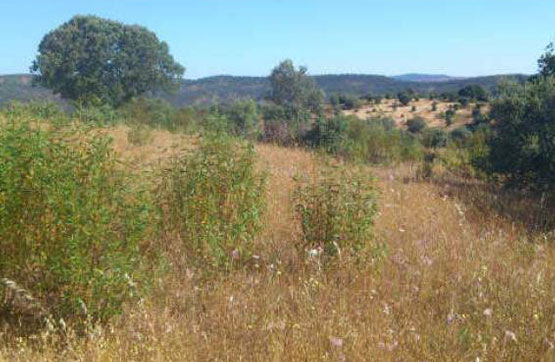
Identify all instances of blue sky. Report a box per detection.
[0,0,553,79]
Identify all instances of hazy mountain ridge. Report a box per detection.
[0,73,529,107]
[392,73,465,82]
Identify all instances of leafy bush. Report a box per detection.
[450,126,472,143]
[0,118,154,325]
[479,76,555,190]
[74,102,122,125]
[445,108,455,126]
[119,97,179,131]
[422,128,448,148]
[398,92,411,106]
[303,115,349,153]
[407,117,427,133]
[294,163,379,258]
[1,100,65,120]
[458,84,489,102]
[343,118,424,164]
[159,135,266,270]
[220,99,261,139]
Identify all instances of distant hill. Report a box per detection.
[0,73,529,108]
[0,74,60,106]
[392,73,463,83]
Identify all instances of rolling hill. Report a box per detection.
[0,73,528,108]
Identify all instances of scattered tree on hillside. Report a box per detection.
[397,92,411,106]
[458,85,489,102]
[31,15,184,106]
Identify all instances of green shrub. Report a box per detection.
[445,109,456,126]
[1,100,65,121]
[303,115,349,153]
[119,97,183,131]
[343,118,424,164]
[294,163,379,258]
[220,99,261,139]
[407,117,427,133]
[479,76,555,190]
[398,92,411,106]
[0,118,154,325]
[74,102,122,125]
[422,128,448,148]
[159,135,266,270]
[450,126,472,143]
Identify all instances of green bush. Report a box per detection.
[422,128,448,148]
[159,135,266,270]
[119,97,178,131]
[343,118,424,164]
[0,118,154,325]
[303,115,349,153]
[219,99,261,139]
[294,163,379,258]
[445,109,456,126]
[398,92,411,106]
[1,100,65,121]
[479,76,555,190]
[407,117,427,133]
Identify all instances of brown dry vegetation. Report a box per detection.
[0,125,553,361]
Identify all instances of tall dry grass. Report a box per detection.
[0,125,553,361]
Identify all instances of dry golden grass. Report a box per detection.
[0,126,554,361]
[344,99,485,130]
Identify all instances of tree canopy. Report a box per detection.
[31,15,185,106]
[538,42,555,77]
[267,59,324,119]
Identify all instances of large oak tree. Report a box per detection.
[31,15,185,106]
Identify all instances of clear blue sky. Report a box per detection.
[0,0,553,79]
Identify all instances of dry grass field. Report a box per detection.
[0,125,553,361]
[343,99,484,130]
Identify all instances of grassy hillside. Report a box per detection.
[0,73,528,107]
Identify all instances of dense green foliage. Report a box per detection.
[309,116,425,164]
[31,16,184,106]
[480,76,555,190]
[267,60,324,116]
[458,84,489,102]
[0,117,154,324]
[294,163,379,259]
[407,117,427,133]
[159,135,266,270]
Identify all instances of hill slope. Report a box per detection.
[0,73,528,107]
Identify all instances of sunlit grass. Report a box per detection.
[0,118,553,361]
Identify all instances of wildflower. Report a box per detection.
[483,308,492,317]
[504,330,517,343]
[231,248,240,261]
[446,311,456,325]
[329,336,344,348]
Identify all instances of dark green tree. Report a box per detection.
[538,42,555,77]
[267,59,324,119]
[397,92,411,106]
[407,117,427,133]
[31,15,184,106]
[458,85,489,102]
[480,77,555,190]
